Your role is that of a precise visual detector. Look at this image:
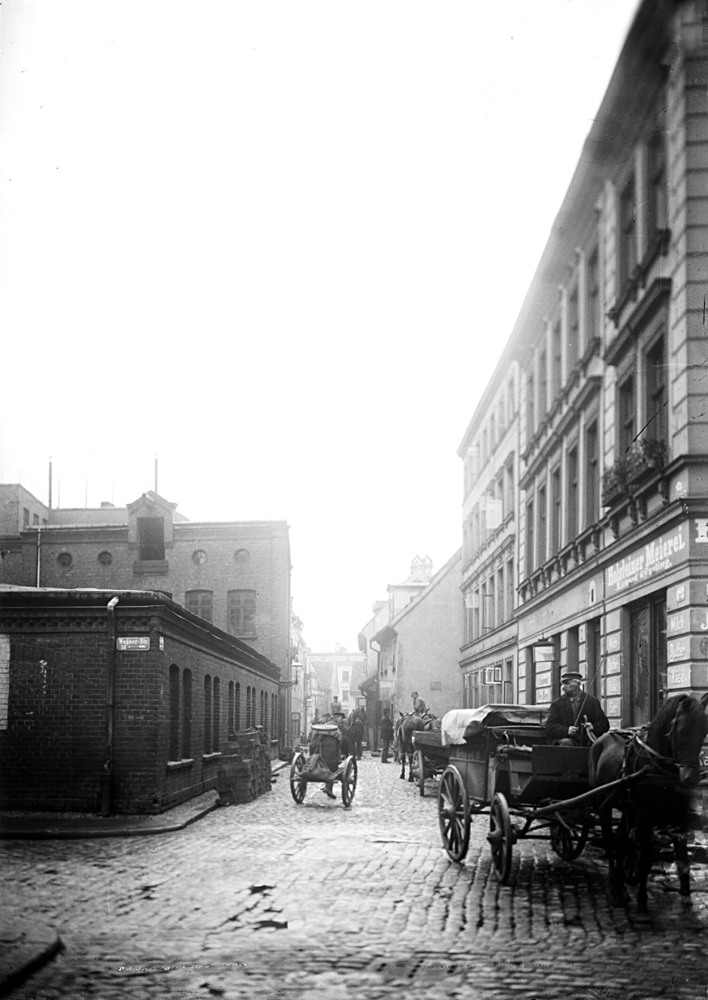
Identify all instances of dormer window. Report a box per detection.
[138,517,165,560]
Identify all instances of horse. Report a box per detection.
[589,692,708,911]
[397,711,440,781]
[342,706,368,759]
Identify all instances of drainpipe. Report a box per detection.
[101,596,119,816]
[35,526,41,587]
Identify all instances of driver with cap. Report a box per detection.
[545,671,609,747]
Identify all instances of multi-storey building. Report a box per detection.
[458,365,520,706]
[461,0,708,727]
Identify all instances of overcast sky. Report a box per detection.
[0,0,639,651]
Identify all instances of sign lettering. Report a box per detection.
[606,525,687,596]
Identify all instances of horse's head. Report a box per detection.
[651,693,708,787]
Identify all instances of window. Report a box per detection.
[585,421,599,526]
[486,577,495,632]
[186,590,213,623]
[618,373,636,455]
[57,552,73,568]
[497,566,504,627]
[538,348,548,421]
[586,248,600,344]
[619,174,637,291]
[505,459,514,519]
[98,551,113,566]
[552,321,562,399]
[342,671,349,683]
[566,626,579,675]
[23,508,29,528]
[263,690,268,736]
[251,687,257,729]
[567,446,579,540]
[169,665,180,760]
[647,131,667,239]
[138,517,165,560]
[32,513,39,526]
[234,548,250,565]
[550,466,561,555]
[192,549,207,565]
[645,335,667,446]
[526,371,535,437]
[235,682,241,732]
[567,288,579,370]
[506,557,515,622]
[537,484,547,566]
[213,677,220,752]
[525,498,535,576]
[246,686,252,729]
[228,590,256,635]
[182,669,192,758]
[228,681,235,736]
[204,675,212,754]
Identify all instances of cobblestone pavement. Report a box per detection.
[4,758,708,999]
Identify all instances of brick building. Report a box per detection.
[460,0,708,726]
[0,587,281,813]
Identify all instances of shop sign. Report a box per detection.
[668,664,691,688]
[116,637,150,651]
[605,524,687,597]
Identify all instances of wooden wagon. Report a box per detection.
[289,723,358,807]
[411,729,450,797]
[437,705,612,882]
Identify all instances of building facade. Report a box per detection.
[0,587,281,813]
[461,1,708,726]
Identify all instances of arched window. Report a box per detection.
[213,677,220,752]
[235,682,241,732]
[169,665,180,760]
[182,669,192,758]
[263,691,268,736]
[246,686,251,729]
[228,681,235,737]
[204,675,212,754]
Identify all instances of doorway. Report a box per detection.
[627,592,667,725]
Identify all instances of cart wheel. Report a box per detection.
[550,813,592,861]
[417,750,426,797]
[289,752,307,804]
[341,756,357,808]
[438,766,470,862]
[488,792,514,883]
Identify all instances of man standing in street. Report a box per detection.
[380,708,394,763]
[330,695,342,717]
[545,671,609,747]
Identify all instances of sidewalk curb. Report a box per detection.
[1,761,290,841]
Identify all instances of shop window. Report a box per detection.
[228,590,256,636]
[186,590,213,623]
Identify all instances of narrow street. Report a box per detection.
[3,758,708,999]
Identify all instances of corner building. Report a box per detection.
[464,1,708,727]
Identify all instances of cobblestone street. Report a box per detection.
[4,758,708,999]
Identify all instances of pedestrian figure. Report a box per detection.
[411,690,427,715]
[546,671,609,747]
[330,695,342,717]
[380,708,394,763]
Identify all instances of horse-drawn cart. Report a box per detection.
[411,730,449,797]
[289,723,358,807]
[437,705,608,882]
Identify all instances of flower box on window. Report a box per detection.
[625,438,667,483]
[601,461,629,508]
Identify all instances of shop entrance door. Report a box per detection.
[628,592,667,725]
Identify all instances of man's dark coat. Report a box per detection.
[545,691,610,745]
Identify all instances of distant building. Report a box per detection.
[360,553,463,737]
[307,645,367,721]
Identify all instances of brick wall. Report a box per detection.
[0,589,281,813]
